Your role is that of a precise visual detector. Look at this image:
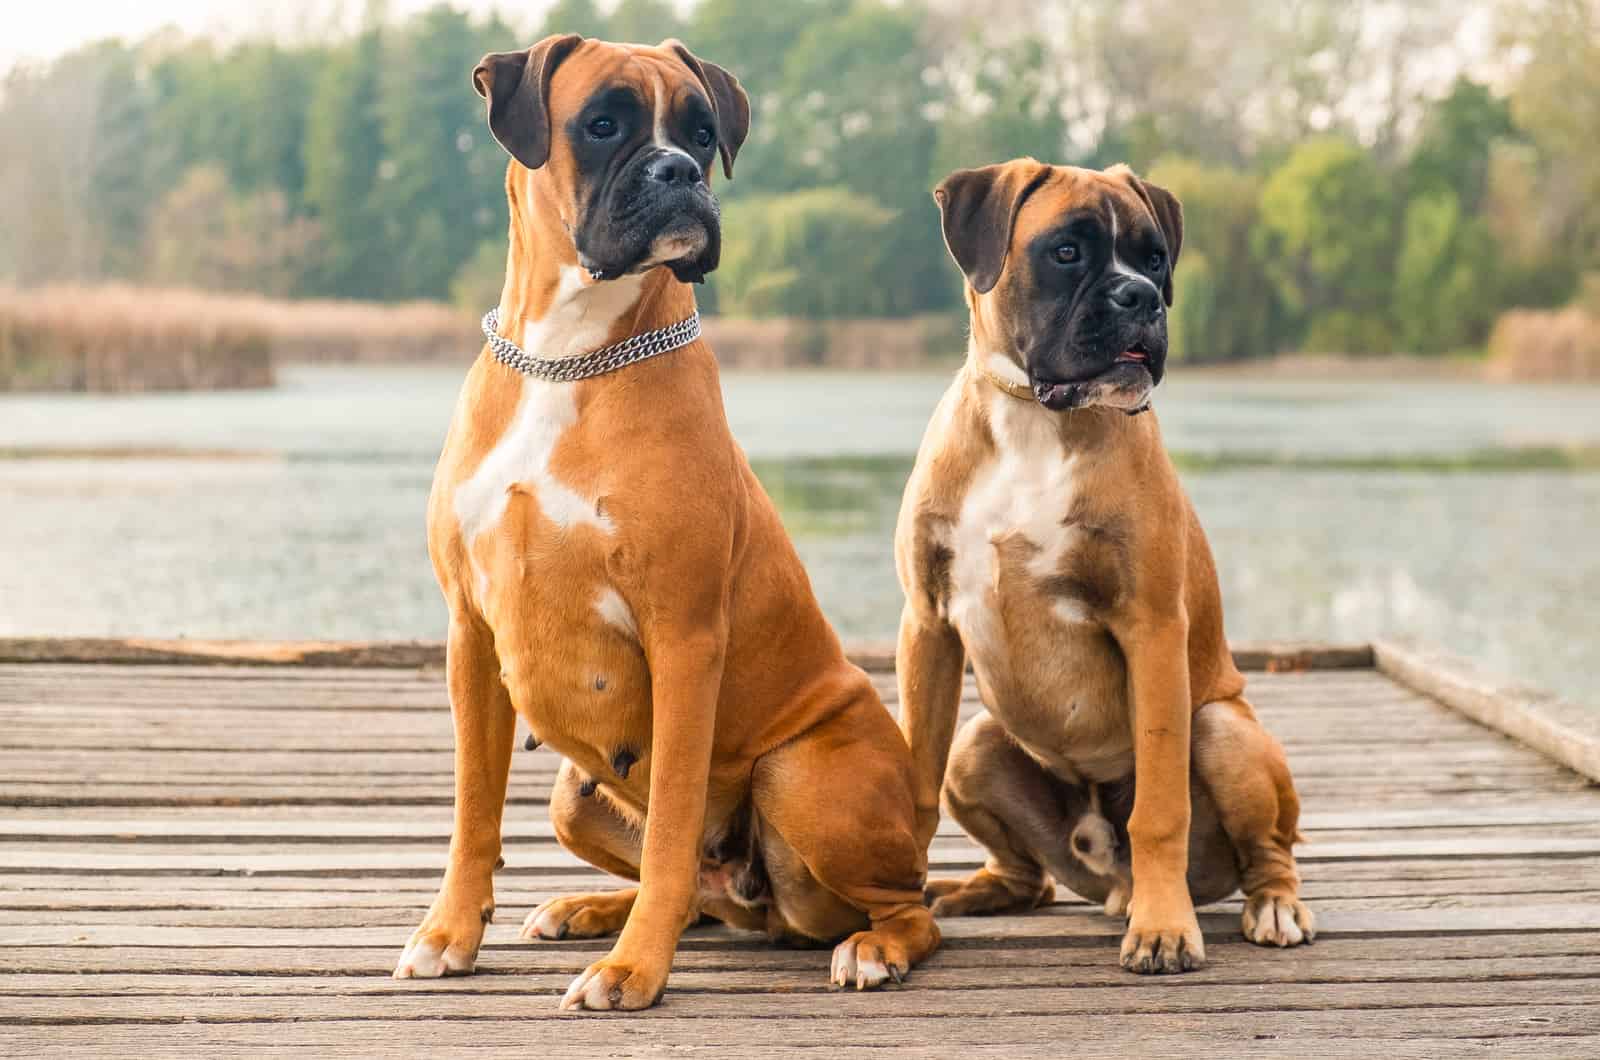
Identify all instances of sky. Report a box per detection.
[0,0,555,72]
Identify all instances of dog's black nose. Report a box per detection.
[1108,278,1162,318]
[645,153,703,187]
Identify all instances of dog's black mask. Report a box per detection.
[566,85,724,284]
[1020,209,1171,410]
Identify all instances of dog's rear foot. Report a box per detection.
[521,889,636,941]
[1243,892,1315,947]
[925,868,1052,917]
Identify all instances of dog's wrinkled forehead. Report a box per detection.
[542,47,708,170]
[548,47,703,138]
[1012,170,1164,272]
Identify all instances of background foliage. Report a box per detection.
[0,0,1595,360]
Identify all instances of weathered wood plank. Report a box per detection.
[1,1014,1595,1058]
[0,639,1375,673]
[5,902,1600,949]
[6,931,1598,976]
[3,976,1600,1024]
[1376,638,1600,783]
[0,649,1595,1052]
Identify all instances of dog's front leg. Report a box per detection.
[561,625,724,1011]
[395,610,515,978]
[896,603,967,852]
[1118,613,1204,974]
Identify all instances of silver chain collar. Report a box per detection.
[481,306,702,383]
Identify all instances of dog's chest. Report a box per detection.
[943,404,1132,781]
[946,406,1095,651]
[449,381,652,769]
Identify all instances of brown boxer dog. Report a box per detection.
[393,36,938,1009]
[895,158,1314,973]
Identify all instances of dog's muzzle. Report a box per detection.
[577,148,723,284]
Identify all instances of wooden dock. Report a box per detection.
[1,639,1598,1056]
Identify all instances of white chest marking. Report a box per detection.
[453,380,611,551]
[948,392,1091,661]
[453,269,644,596]
[518,266,645,362]
[594,587,639,640]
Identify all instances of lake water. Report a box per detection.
[0,364,1596,707]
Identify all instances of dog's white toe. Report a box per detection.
[1243,893,1315,948]
[393,937,474,979]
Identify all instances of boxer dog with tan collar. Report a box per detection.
[393,36,939,1009]
[895,158,1314,974]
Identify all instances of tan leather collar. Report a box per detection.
[974,359,1153,417]
[975,361,1034,401]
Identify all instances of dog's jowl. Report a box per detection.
[896,158,1315,974]
[394,35,939,1010]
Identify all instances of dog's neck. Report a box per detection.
[492,171,698,362]
[964,343,1150,452]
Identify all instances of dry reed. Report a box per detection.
[1485,306,1600,382]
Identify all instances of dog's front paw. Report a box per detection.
[393,899,490,979]
[560,953,669,1011]
[521,890,635,941]
[1120,897,1204,974]
[1243,892,1315,947]
[830,929,912,991]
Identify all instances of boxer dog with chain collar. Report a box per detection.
[393,35,939,1011]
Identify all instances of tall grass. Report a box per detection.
[704,315,964,371]
[1485,306,1600,382]
[0,285,475,392]
[0,285,274,392]
[0,283,970,392]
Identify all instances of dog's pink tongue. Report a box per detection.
[1118,350,1148,363]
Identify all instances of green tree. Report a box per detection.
[1407,78,1514,214]
[0,40,159,283]
[1501,0,1600,270]
[608,0,682,44]
[145,165,321,295]
[1148,156,1284,360]
[538,0,612,38]
[1257,138,1396,352]
[1392,191,1496,354]
[714,188,896,318]
[930,37,1066,176]
[689,0,847,105]
[375,7,512,300]
[303,29,391,298]
[768,3,943,313]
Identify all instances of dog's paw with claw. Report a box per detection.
[521,891,633,941]
[830,929,910,991]
[560,954,668,1012]
[393,913,486,979]
[1120,904,1205,974]
[1243,893,1315,948]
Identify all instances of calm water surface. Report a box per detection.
[0,364,1595,706]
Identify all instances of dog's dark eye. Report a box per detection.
[1146,251,1165,272]
[693,125,715,149]
[1053,243,1080,265]
[586,116,618,140]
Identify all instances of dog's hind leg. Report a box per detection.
[751,694,941,990]
[1193,696,1315,948]
[521,759,643,941]
[926,711,1061,915]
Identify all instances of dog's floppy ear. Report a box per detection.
[1115,166,1184,306]
[933,159,1052,295]
[473,34,584,171]
[665,40,750,179]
